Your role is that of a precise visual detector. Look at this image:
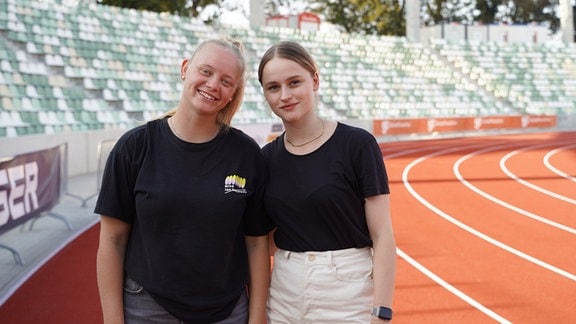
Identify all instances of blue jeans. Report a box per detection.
[123,276,248,324]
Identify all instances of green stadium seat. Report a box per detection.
[1,0,574,138]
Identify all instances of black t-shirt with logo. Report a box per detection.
[94,118,273,323]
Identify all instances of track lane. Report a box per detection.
[383,132,576,323]
[388,164,510,323]
[502,147,576,205]
[405,142,576,277]
[0,224,101,324]
[456,146,576,228]
[384,146,509,322]
[544,144,576,181]
[393,251,505,323]
[393,167,576,323]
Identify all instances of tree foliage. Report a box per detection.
[501,0,560,33]
[424,0,485,24]
[421,0,560,33]
[308,0,405,36]
[475,0,501,24]
[98,0,562,35]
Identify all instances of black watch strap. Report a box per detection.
[371,306,393,320]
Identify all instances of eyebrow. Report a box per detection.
[197,64,237,80]
[263,74,303,87]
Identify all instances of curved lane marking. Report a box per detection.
[500,143,576,204]
[543,144,576,182]
[386,142,513,320]
[454,143,576,235]
[396,248,512,323]
[403,145,576,282]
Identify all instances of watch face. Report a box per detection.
[374,307,393,320]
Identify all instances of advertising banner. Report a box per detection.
[373,115,557,136]
[0,146,61,235]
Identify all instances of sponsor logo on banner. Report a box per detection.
[0,146,61,234]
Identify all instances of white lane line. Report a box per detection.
[454,144,576,235]
[403,148,576,282]
[500,144,576,204]
[397,248,512,324]
[543,144,576,182]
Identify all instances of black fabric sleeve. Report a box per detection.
[93,130,142,224]
[355,134,390,198]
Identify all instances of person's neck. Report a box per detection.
[169,115,220,143]
[284,117,325,148]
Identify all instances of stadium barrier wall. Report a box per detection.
[0,129,125,176]
[420,23,554,44]
[372,115,557,136]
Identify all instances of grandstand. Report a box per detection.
[1,0,575,175]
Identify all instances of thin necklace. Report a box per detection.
[169,117,219,143]
[286,119,325,148]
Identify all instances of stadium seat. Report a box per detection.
[1,0,574,137]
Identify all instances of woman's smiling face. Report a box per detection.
[181,43,242,116]
[260,57,319,122]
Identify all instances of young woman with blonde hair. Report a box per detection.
[96,38,273,324]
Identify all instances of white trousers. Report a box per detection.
[267,247,374,324]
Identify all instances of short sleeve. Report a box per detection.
[93,133,141,223]
[355,136,390,198]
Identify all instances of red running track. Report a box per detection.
[0,224,102,324]
[0,131,574,323]
[385,131,576,323]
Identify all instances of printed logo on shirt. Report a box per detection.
[225,174,247,194]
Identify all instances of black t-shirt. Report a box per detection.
[94,118,274,323]
[262,122,390,252]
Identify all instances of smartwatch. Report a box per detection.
[371,306,393,321]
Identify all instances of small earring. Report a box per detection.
[181,74,186,80]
